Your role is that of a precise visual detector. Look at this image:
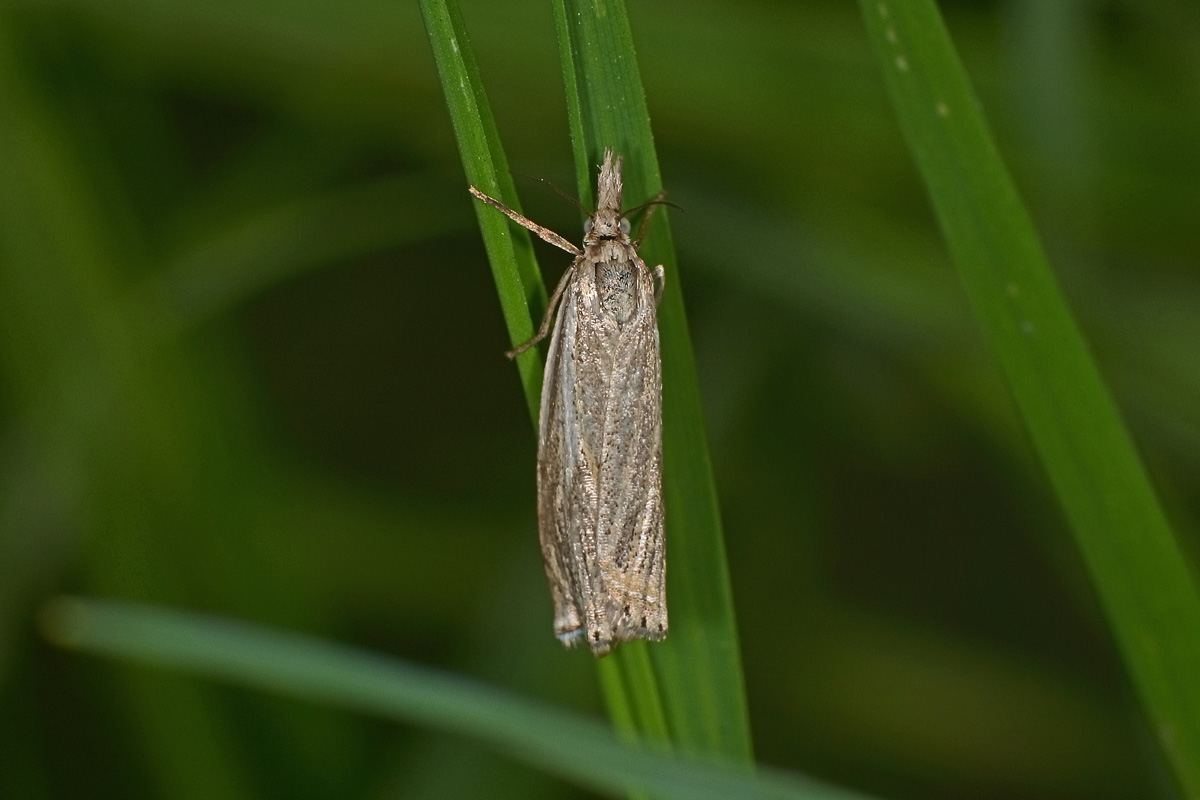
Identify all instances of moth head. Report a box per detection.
[584,210,630,242]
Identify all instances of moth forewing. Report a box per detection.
[470,150,666,657]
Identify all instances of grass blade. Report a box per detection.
[419,0,546,422]
[552,0,753,764]
[857,1,1200,793]
[44,597,874,800]
[419,0,661,756]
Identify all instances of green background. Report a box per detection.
[2,0,1198,798]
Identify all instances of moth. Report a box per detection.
[470,150,667,656]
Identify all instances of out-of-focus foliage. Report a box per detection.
[1,1,1197,799]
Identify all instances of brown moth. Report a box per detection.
[469,150,666,656]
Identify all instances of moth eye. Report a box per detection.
[619,217,631,235]
[584,218,594,234]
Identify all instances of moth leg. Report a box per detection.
[469,186,582,256]
[507,261,577,358]
[652,265,665,306]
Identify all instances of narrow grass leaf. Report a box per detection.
[419,0,546,422]
[552,0,753,763]
[419,0,653,751]
[45,597,875,800]
[857,1,1200,793]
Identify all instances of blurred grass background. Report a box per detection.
[1,0,1198,798]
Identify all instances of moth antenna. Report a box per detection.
[514,172,588,214]
[624,197,682,218]
[628,191,679,248]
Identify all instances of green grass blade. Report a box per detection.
[419,0,547,423]
[44,597,875,800]
[423,0,750,765]
[419,0,658,756]
[552,0,753,764]
[857,1,1200,793]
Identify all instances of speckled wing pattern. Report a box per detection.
[536,152,666,657]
